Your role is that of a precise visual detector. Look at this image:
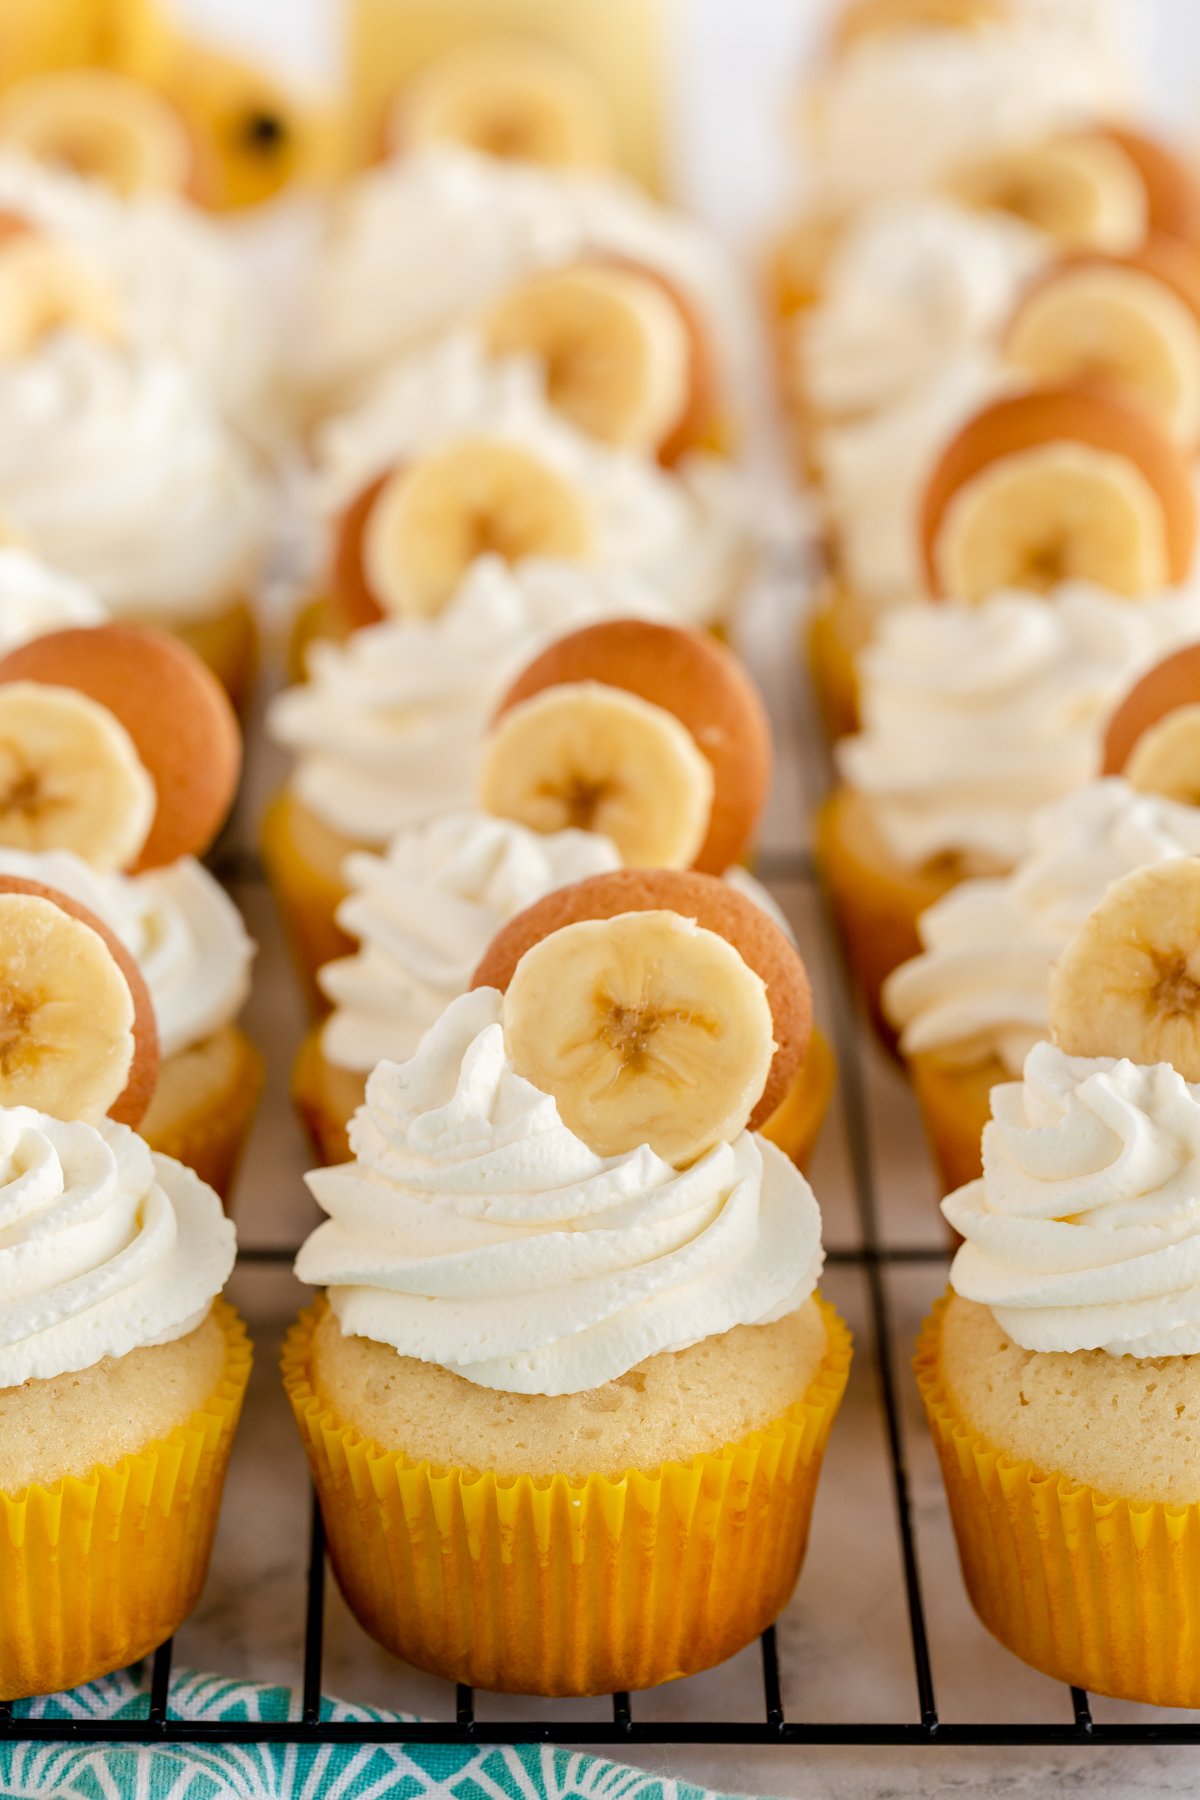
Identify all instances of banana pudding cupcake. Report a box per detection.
[295,619,836,1171]
[917,856,1200,1705]
[0,875,249,1700]
[0,322,267,708]
[0,624,260,1196]
[284,867,850,1695]
[266,558,673,998]
[302,335,751,647]
[887,641,1200,1189]
[299,142,761,435]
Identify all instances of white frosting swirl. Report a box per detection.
[0,1108,235,1385]
[0,848,253,1060]
[0,150,277,444]
[319,813,622,1075]
[886,779,1200,1074]
[297,987,824,1396]
[0,336,267,622]
[318,815,793,1076]
[302,144,760,423]
[946,1041,1200,1358]
[270,555,672,845]
[837,584,1200,871]
[818,348,1010,612]
[314,334,752,631]
[0,545,107,648]
[799,196,1047,420]
[806,9,1130,210]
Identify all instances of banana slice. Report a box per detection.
[1104,642,1200,780]
[0,233,123,359]
[1049,859,1200,1077]
[503,908,775,1164]
[1121,705,1200,803]
[0,683,154,872]
[952,135,1147,254]
[0,71,192,199]
[1006,263,1200,446]
[363,439,594,621]
[391,38,612,171]
[479,683,714,868]
[933,441,1170,603]
[0,889,134,1122]
[483,265,691,453]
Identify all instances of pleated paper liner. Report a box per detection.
[283,1295,852,1696]
[916,1292,1200,1708]
[0,1300,252,1702]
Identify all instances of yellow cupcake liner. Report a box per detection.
[283,1296,852,1696]
[916,1293,1200,1708]
[0,1301,252,1702]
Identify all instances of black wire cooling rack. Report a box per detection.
[5,840,1200,1755]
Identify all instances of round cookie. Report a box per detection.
[920,384,1198,593]
[0,625,241,872]
[1007,236,1200,344]
[493,619,772,874]
[332,472,391,632]
[1103,642,1200,774]
[1102,125,1200,245]
[0,874,159,1127]
[471,866,811,1128]
[606,257,719,465]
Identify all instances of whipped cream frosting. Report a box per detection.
[0,336,267,622]
[0,1108,235,1386]
[297,987,824,1395]
[800,196,1047,420]
[806,7,1130,210]
[270,555,671,845]
[837,583,1200,871]
[0,545,107,648]
[302,144,761,422]
[319,814,792,1076]
[314,334,752,630]
[886,779,1200,1074]
[320,813,622,1075]
[0,848,253,1060]
[946,1040,1200,1358]
[0,150,276,443]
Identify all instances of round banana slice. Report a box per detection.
[472,866,813,1130]
[1102,125,1200,246]
[0,625,241,871]
[833,0,1006,45]
[1103,643,1200,780]
[494,618,772,874]
[952,134,1147,254]
[1122,706,1200,804]
[0,71,192,199]
[1049,858,1200,1078]
[484,264,691,454]
[0,233,124,360]
[479,683,714,868]
[390,38,613,171]
[921,386,1197,601]
[362,439,594,622]
[0,684,154,872]
[503,909,775,1165]
[0,876,159,1126]
[1006,256,1200,446]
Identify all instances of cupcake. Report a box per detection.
[268,559,677,1000]
[284,866,850,1695]
[295,618,836,1171]
[0,624,260,1197]
[917,855,1200,1706]
[0,318,266,708]
[0,148,279,445]
[301,332,752,649]
[299,142,761,435]
[0,874,249,1700]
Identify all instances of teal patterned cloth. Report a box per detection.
[3,1668,753,1800]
